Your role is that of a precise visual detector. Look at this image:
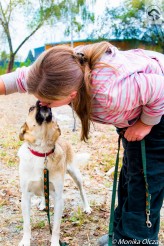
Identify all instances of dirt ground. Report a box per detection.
[0,93,163,246]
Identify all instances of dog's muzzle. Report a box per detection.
[35,101,52,125]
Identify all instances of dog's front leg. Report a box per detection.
[50,174,64,246]
[19,191,31,246]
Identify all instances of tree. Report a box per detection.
[0,0,56,72]
[61,0,95,46]
[0,50,9,62]
[0,0,95,72]
[91,0,164,52]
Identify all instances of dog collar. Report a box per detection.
[28,147,55,157]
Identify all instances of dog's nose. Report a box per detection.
[35,103,52,125]
[40,107,50,120]
[40,107,51,121]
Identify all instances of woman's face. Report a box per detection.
[34,91,77,108]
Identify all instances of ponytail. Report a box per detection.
[73,41,113,141]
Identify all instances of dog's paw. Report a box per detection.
[84,206,92,214]
[18,239,30,246]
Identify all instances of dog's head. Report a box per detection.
[19,101,61,144]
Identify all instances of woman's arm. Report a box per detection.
[0,78,6,95]
[0,67,30,95]
[117,73,164,141]
[124,119,153,141]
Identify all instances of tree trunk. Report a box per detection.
[7,54,15,73]
[162,45,164,54]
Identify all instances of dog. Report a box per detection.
[18,101,91,246]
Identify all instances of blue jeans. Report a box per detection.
[114,116,164,245]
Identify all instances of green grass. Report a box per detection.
[0,66,7,75]
[32,220,46,229]
[0,130,21,166]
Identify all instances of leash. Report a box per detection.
[108,137,152,246]
[29,147,68,246]
[44,157,69,246]
[44,158,68,246]
[108,134,122,246]
[44,157,52,234]
[141,140,152,228]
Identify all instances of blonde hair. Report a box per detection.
[27,41,113,141]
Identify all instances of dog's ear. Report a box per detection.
[57,124,61,136]
[19,123,28,141]
[19,123,35,143]
[52,122,61,142]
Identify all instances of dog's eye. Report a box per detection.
[29,106,35,112]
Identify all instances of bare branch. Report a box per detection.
[0,1,8,24]
[13,23,42,55]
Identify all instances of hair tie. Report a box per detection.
[76,52,88,65]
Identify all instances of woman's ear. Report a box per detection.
[70,91,77,99]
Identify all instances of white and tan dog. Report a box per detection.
[18,101,91,246]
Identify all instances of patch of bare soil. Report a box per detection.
[0,94,163,246]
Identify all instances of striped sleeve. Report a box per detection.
[100,72,164,126]
[0,66,30,95]
[135,73,164,125]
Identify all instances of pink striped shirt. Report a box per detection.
[1,67,29,94]
[1,46,164,127]
[91,46,164,127]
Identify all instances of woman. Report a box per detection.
[0,41,164,245]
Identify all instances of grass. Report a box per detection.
[32,220,46,229]
[0,128,21,166]
[65,207,87,227]
[0,108,163,245]
[0,66,7,75]
[16,225,23,230]
[61,206,97,229]
[101,154,116,172]
[0,199,8,207]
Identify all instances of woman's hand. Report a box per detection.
[124,120,153,141]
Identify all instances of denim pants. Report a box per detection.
[114,116,164,245]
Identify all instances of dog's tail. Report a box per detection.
[73,152,90,168]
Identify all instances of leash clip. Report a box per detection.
[146,211,152,228]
